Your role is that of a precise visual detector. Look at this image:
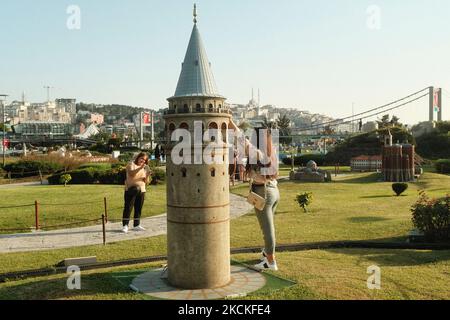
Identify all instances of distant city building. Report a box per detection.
[89,113,104,125]
[56,99,76,115]
[351,155,382,172]
[13,121,75,137]
[4,99,75,124]
[74,123,100,139]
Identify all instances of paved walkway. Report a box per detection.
[0,194,253,254]
[0,181,48,189]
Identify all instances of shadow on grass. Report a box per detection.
[359,195,395,199]
[327,247,450,267]
[338,173,382,184]
[0,273,139,300]
[348,216,390,223]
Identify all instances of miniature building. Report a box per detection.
[381,130,415,182]
[163,7,232,289]
[350,155,382,172]
[290,160,332,182]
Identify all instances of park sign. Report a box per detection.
[2,139,9,148]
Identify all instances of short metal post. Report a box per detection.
[35,201,39,231]
[103,197,108,223]
[102,214,106,245]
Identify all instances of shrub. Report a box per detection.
[392,183,408,196]
[3,160,64,178]
[118,153,135,163]
[47,165,164,186]
[78,163,112,170]
[411,192,450,242]
[97,167,127,185]
[435,159,450,174]
[296,192,313,213]
[59,174,72,187]
[48,168,97,185]
[150,168,166,185]
[48,167,127,185]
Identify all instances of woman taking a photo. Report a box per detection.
[229,120,280,271]
[122,152,152,233]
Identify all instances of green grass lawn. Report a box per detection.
[0,249,448,300]
[0,184,166,232]
[0,171,448,299]
[231,172,450,246]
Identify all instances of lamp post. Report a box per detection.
[0,94,9,167]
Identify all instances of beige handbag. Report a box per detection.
[247,179,267,211]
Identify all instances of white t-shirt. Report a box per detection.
[125,162,151,193]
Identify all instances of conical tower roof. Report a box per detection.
[171,22,223,99]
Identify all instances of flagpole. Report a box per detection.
[151,111,155,150]
[140,111,143,150]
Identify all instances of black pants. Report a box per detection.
[122,188,145,227]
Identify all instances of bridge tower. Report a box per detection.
[429,87,443,122]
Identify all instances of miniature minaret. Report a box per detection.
[163,5,232,289]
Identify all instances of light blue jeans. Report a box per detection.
[252,180,280,255]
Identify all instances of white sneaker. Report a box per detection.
[122,225,129,234]
[254,258,278,271]
[133,225,146,231]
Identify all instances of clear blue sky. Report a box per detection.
[1,0,449,125]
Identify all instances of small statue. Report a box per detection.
[290,160,331,182]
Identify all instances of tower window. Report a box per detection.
[181,168,187,178]
[208,104,213,112]
[210,168,216,177]
[183,104,189,113]
[221,123,227,142]
[196,104,202,112]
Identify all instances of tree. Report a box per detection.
[296,192,313,213]
[390,116,401,127]
[238,121,252,132]
[0,124,11,132]
[92,131,111,143]
[377,114,403,129]
[277,115,292,145]
[262,117,276,129]
[416,121,450,159]
[321,125,335,135]
[59,174,72,187]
